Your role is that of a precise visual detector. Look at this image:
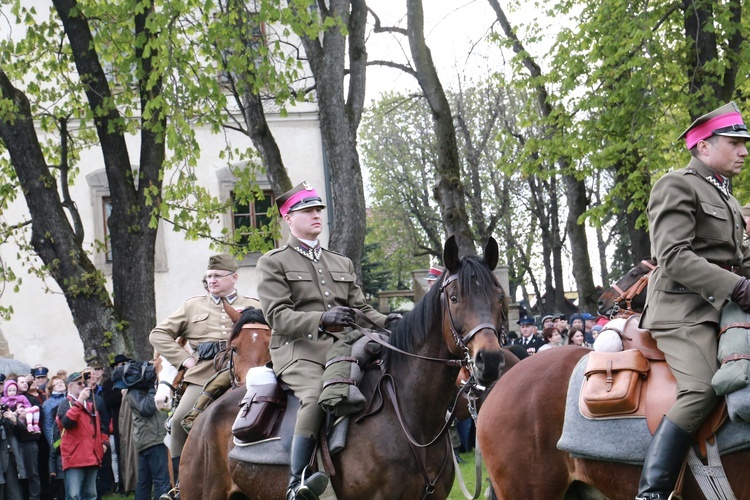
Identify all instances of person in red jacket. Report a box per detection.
[56,371,109,500]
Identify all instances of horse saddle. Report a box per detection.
[228,386,350,466]
[579,315,726,450]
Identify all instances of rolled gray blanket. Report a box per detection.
[713,301,750,397]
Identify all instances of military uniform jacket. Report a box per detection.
[512,335,545,354]
[257,235,386,374]
[149,293,260,386]
[641,157,750,329]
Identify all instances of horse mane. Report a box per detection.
[228,307,269,344]
[387,255,502,364]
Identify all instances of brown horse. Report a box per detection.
[597,258,656,318]
[179,308,272,500]
[227,236,518,499]
[477,346,750,500]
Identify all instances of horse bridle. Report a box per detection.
[440,273,502,362]
[609,259,657,318]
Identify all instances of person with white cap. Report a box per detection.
[637,101,750,500]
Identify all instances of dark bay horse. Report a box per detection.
[227,236,519,499]
[179,307,272,500]
[597,258,656,317]
[477,346,750,499]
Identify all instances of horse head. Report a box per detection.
[597,258,656,318]
[439,235,506,386]
[226,306,272,384]
[154,352,180,411]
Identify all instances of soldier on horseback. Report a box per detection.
[149,254,260,500]
[638,102,750,500]
[256,182,399,500]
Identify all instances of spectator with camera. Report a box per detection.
[114,360,170,500]
[56,371,109,500]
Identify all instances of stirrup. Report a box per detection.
[295,468,329,500]
[159,487,180,500]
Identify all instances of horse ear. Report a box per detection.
[484,237,499,271]
[222,299,241,323]
[443,235,459,273]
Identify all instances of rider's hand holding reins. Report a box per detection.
[731,277,750,311]
[385,313,402,329]
[321,306,354,328]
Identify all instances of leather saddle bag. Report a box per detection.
[581,349,650,417]
[232,381,287,443]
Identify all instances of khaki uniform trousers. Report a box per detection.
[278,360,326,439]
[169,383,202,457]
[650,322,720,433]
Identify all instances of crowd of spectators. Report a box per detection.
[508,311,607,353]
[0,354,169,500]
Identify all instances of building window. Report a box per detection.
[87,168,168,274]
[231,190,276,250]
[102,196,113,263]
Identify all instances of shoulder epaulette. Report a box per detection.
[265,245,289,257]
[322,247,346,258]
[184,294,206,303]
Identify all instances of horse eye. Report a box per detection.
[450,293,459,303]
[499,292,505,301]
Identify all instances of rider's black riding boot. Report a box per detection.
[286,436,329,500]
[635,417,692,500]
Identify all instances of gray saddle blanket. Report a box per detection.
[557,354,750,465]
[228,394,349,466]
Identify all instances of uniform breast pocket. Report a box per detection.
[330,270,355,299]
[191,313,209,336]
[696,201,729,241]
[285,271,315,301]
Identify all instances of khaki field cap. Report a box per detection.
[678,101,750,149]
[207,253,239,272]
[276,182,326,217]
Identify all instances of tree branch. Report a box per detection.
[367,59,418,78]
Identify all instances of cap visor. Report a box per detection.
[716,130,750,139]
[288,200,326,212]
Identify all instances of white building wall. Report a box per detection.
[0,104,326,372]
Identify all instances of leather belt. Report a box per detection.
[716,264,741,274]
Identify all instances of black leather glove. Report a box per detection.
[320,306,354,327]
[731,277,750,311]
[384,313,402,329]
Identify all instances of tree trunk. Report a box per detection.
[564,173,597,312]
[297,0,369,278]
[406,0,476,257]
[0,70,125,360]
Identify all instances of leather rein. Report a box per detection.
[609,259,657,318]
[348,272,501,498]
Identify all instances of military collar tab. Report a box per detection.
[293,243,322,262]
[212,290,238,305]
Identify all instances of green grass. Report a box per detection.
[103,450,489,500]
[448,450,492,500]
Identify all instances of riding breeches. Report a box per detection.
[650,322,720,434]
[169,383,202,457]
[276,359,325,438]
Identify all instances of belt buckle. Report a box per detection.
[218,340,227,350]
